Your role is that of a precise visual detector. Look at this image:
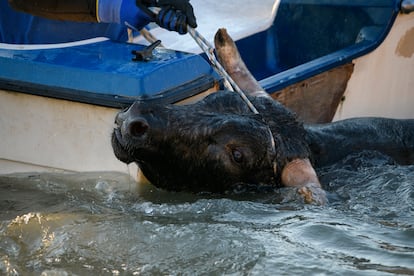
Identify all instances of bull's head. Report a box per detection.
[112,28,326,204]
[112,92,278,193]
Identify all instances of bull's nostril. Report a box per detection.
[128,119,149,137]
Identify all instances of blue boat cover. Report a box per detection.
[0,0,216,107]
[0,39,215,107]
[0,0,400,106]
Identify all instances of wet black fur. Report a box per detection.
[112,91,414,193]
[112,91,309,193]
[306,117,414,167]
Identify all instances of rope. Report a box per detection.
[187,27,259,115]
[188,27,277,164]
[127,23,278,171]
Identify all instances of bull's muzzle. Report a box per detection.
[115,105,150,139]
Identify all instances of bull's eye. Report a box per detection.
[232,149,243,163]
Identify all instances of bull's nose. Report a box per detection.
[123,117,149,138]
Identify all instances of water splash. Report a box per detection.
[0,154,413,275]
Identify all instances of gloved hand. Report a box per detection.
[97,0,153,31]
[137,0,197,34]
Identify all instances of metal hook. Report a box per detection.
[131,40,162,62]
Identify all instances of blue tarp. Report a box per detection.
[0,0,128,44]
[0,0,216,107]
[0,0,400,106]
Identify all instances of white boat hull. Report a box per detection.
[0,90,137,176]
[334,12,414,121]
[0,88,216,178]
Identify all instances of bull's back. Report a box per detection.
[305,118,414,167]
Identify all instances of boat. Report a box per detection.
[1,0,413,178]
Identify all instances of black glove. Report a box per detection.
[136,0,197,34]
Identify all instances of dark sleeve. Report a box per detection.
[8,0,98,22]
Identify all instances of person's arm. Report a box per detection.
[8,0,97,22]
[9,0,197,34]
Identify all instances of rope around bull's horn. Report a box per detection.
[128,7,260,114]
[130,22,277,171]
[187,26,259,115]
[187,26,277,167]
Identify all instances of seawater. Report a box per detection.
[1,151,413,275]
